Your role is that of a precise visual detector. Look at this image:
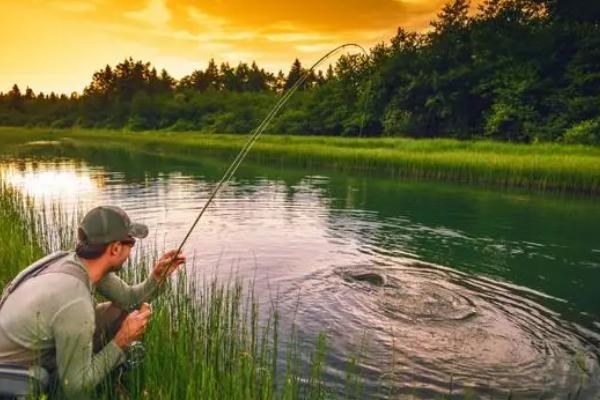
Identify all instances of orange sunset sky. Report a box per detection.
[1,0,481,94]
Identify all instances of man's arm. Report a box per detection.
[95,250,185,311]
[95,272,158,311]
[52,298,125,399]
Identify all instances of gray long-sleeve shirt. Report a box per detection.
[0,252,158,398]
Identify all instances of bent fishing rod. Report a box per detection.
[165,43,368,272]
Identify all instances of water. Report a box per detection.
[1,142,599,398]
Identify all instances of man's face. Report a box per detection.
[108,237,135,271]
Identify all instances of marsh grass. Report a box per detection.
[0,183,361,399]
[2,127,599,194]
[0,184,43,287]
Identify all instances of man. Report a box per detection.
[0,206,185,398]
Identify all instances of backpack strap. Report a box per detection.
[0,251,89,312]
[39,258,91,291]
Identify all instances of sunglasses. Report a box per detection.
[120,237,136,247]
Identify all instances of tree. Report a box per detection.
[85,65,114,96]
[247,62,269,92]
[24,87,35,100]
[220,62,237,91]
[179,70,208,91]
[205,59,220,90]
[8,84,22,110]
[544,0,600,23]
[390,28,423,53]
[284,59,307,91]
[325,64,335,81]
[274,70,286,93]
[181,60,222,92]
[159,69,176,92]
[9,84,21,99]
[431,0,470,34]
[234,62,250,91]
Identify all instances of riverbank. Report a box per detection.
[1,127,599,195]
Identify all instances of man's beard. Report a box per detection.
[110,260,125,272]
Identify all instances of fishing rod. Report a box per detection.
[166,43,369,271]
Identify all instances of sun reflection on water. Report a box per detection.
[0,160,102,206]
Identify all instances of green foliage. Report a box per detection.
[563,119,600,145]
[382,107,413,137]
[1,1,600,143]
[169,119,197,132]
[0,185,42,287]
[484,102,537,141]
[270,110,311,135]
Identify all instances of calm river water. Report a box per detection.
[1,142,599,398]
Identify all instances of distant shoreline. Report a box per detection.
[2,127,599,195]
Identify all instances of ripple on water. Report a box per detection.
[287,261,600,398]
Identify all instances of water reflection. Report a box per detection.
[1,146,599,398]
[0,160,101,202]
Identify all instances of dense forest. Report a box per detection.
[1,0,599,143]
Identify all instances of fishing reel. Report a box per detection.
[125,340,145,369]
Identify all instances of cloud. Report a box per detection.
[1,0,485,93]
[295,43,340,53]
[125,0,171,28]
[166,0,415,33]
[265,32,334,43]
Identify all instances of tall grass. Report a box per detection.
[2,127,598,194]
[119,270,315,399]
[0,184,355,399]
[0,184,43,287]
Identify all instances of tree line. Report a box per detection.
[1,0,599,144]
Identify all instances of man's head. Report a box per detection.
[75,206,148,270]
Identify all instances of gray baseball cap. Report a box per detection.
[79,206,148,245]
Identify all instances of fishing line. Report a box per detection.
[172,43,369,262]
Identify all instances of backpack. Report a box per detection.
[0,251,90,398]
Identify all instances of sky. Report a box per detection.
[0,0,480,94]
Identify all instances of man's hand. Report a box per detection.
[151,250,186,284]
[114,303,152,349]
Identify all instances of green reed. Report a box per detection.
[2,127,598,195]
[0,184,43,287]
[0,183,354,399]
